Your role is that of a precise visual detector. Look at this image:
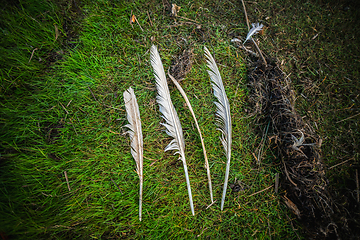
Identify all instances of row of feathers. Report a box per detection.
[124,23,263,221]
[124,45,229,220]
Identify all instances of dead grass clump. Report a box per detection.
[248,60,337,238]
[169,47,193,81]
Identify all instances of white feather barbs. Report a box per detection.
[123,87,144,221]
[244,23,264,44]
[150,45,195,216]
[204,46,232,211]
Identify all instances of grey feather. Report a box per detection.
[244,23,264,44]
[123,87,144,221]
[204,46,232,211]
[150,45,194,216]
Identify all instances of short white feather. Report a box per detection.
[204,46,232,211]
[244,23,264,44]
[150,45,195,216]
[123,87,144,221]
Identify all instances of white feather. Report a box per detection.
[123,87,144,221]
[244,23,264,44]
[150,45,195,216]
[168,72,214,204]
[204,46,232,211]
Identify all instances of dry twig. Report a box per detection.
[64,171,71,191]
[248,185,272,197]
[356,169,359,203]
[241,0,250,30]
[28,48,38,63]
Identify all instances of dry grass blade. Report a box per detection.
[150,45,194,215]
[123,87,144,221]
[168,71,214,204]
[204,46,232,211]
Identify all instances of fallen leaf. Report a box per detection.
[130,14,136,24]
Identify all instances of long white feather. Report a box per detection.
[168,72,214,204]
[204,46,232,211]
[123,87,144,221]
[150,45,195,216]
[244,23,264,44]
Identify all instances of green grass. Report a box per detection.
[0,0,298,239]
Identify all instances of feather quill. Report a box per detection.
[123,87,144,221]
[244,23,264,44]
[204,46,232,211]
[150,45,195,215]
[168,71,214,204]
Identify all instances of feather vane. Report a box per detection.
[244,22,264,44]
[123,87,144,221]
[204,46,232,211]
[150,45,195,215]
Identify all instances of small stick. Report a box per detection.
[197,227,208,237]
[69,118,78,136]
[239,45,258,57]
[88,86,98,101]
[267,217,272,240]
[54,24,60,41]
[248,185,272,197]
[257,120,270,164]
[251,39,267,66]
[177,15,198,23]
[147,11,153,27]
[275,173,279,193]
[166,22,197,28]
[252,152,258,162]
[282,158,297,187]
[64,171,71,191]
[241,0,250,30]
[28,48,38,63]
[336,112,360,123]
[134,15,144,32]
[206,200,217,209]
[240,0,267,66]
[356,169,359,203]
[111,178,123,194]
[59,102,69,114]
[328,158,354,169]
[285,214,301,240]
[66,100,72,107]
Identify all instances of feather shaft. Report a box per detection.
[123,87,144,221]
[150,45,195,215]
[204,46,232,211]
[168,72,214,204]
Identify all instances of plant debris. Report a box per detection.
[248,59,338,238]
[169,47,193,81]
